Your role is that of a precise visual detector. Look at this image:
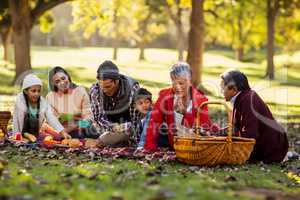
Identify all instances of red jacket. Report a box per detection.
[144,86,213,151]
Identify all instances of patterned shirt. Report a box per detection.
[89,76,141,144]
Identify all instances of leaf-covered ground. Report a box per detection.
[0,144,299,200]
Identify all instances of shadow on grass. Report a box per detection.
[55,66,171,89]
[267,102,300,108]
[35,66,170,91]
[32,46,78,52]
[278,73,300,87]
[135,78,169,88]
[0,73,14,86]
[0,67,18,95]
[203,65,264,80]
[204,65,300,88]
[206,49,267,64]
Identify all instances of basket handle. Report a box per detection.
[196,101,232,137]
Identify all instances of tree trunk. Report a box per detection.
[176,8,184,61]
[9,0,32,82]
[0,27,12,63]
[236,46,244,61]
[46,33,52,46]
[113,47,118,60]
[266,0,275,80]
[166,2,185,61]
[236,8,244,62]
[113,40,118,60]
[139,43,145,61]
[112,6,119,61]
[186,0,205,86]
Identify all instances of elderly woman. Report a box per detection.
[46,66,98,138]
[144,62,216,151]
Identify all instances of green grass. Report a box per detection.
[1,145,299,200]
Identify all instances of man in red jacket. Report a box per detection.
[220,70,288,163]
[144,62,215,151]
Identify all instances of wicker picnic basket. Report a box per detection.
[0,111,11,135]
[173,101,256,166]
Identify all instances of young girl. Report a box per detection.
[12,74,71,141]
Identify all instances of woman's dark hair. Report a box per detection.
[134,88,152,103]
[23,91,40,127]
[220,70,251,91]
[48,66,77,92]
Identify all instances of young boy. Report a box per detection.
[134,88,153,148]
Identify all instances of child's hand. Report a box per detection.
[60,130,72,139]
[23,133,37,142]
[64,122,78,133]
[112,123,131,133]
[112,123,122,133]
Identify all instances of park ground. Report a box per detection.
[0,47,299,200]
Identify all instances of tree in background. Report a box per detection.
[205,0,265,61]
[229,0,265,61]
[187,0,205,85]
[266,0,300,80]
[71,0,132,60]
[130,0,167,61]
[38,11,55,34]
[37,3,84,47]
[266,0,279,80]
[0,2,55,65]
[277,8,300,65]
[71,0,167,61]
[1,0,72,81]
[165,0,190,61]
[0,1,12,63]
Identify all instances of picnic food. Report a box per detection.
[40,123,60,135]
[43,139,61,146]
[61,139,82,148]
[61,139,69,145]
[69,139,82,148]
[14,132,22,140]
[43,135,54,141]
[0,129,4,142]
[23,132,37,142]
[0,111,11,138]
[0,129,4,138]
[84,138,98,148]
